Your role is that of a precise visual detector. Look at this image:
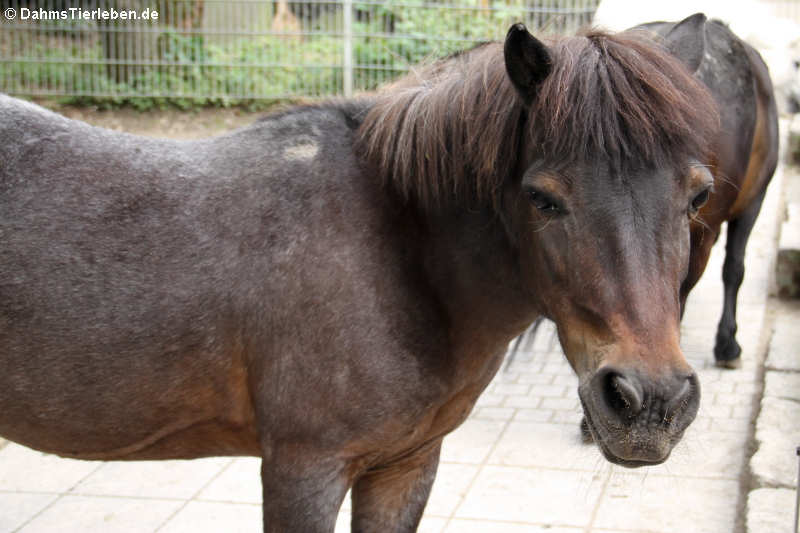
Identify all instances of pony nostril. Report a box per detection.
[664,375,697,422]
[589,368,700,428]
[602,371,643,419]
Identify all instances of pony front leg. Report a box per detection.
[260,454,349,533]
[350,441,442,533]
[715,189,767,368]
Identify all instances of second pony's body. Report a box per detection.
[635,14,779,367]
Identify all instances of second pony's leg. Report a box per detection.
[680,222,720,318]
[714,189,767,368]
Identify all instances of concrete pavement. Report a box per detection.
[745,122,800,533]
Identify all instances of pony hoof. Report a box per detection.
[714,339,742,369]
[714,356,742,369]
[580,417,594,444]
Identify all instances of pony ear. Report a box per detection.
[663,13,707,74]
[504,23,553,101]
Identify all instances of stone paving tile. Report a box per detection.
[0,493,58,533]
[688,416,714,432]
[517,372,557,385]
[442,520,583,533]
[494,372,521,384]
[540,397,580,411]
[639,429,748,480]
[750,397,800,488]
[470,406,516,421]
[553,374,579,386]
[550,410,585,425]
[765,303,800,371]
[592,474,740,533]
[764,371,800,402]
[0,444,99,493]
[425,463,481,517]
[746,487,795,533]
[714,390,747,405]
[73,458,231,499]
[700,378,736,396]
[474,392,505,408]
[18,495,182,533]
[732,404,756,419]
[414,517,450,533]
[159,501,262,533]
[196,457,261,504]
[734,381,760,396]
[490,383,531,396]
[512,408,554,422]
[528,384,569,398]
[707,415,752,435]
[453,465,605,527]
[541,362,577,377]
[332,510,447,533]
[440,419,507,465]
[502,394,542,409]
[486,421,601,472]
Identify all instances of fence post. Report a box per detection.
[343,0,353,97]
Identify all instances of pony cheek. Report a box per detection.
[553,312,614,375]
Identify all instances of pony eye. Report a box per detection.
[527,189,562,213]
[690,188,710,214]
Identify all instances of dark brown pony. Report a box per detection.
[633,14,780,368]
[0,25,717,531]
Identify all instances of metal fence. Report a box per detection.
[0,1,599,103]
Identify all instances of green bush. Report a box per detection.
[0,2,595,110]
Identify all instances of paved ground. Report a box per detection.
[746,123,800,533]
[746,298,800,533]
[0,115,794,533]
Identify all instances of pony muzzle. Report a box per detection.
[578,365,700,467]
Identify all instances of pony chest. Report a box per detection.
[394,348,506,453]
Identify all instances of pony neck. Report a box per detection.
[416,206,540,360]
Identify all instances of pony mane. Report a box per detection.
[356,30,719,209]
